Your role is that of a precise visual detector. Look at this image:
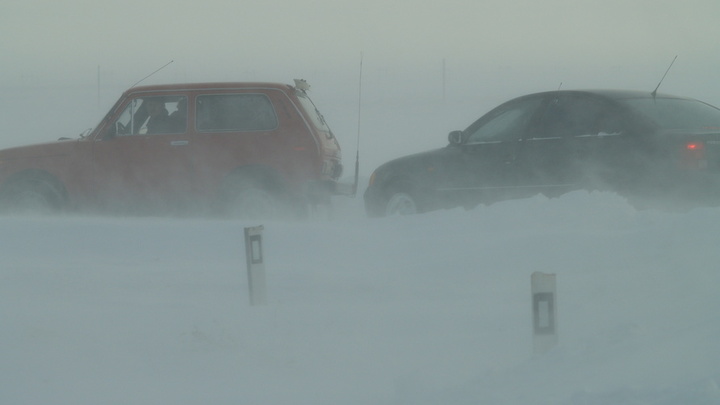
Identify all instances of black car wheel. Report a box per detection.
[385,191,419,216]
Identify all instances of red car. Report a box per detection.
[0,80,345,217]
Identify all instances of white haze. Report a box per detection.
[2,0,720,403]
[3,49,720,405]
[1,192,719,405]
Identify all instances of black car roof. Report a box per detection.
[530,89,692,101]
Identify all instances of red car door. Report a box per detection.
[90,95,196,212]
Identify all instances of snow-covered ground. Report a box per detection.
[1,190,718,404]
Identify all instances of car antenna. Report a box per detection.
[130,60,174,88]
[651,55,677,98]
[351,52,363,197]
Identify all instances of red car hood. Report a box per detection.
[0,138,81,161]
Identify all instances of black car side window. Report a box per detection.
[537,96,624,138]
[465,97,543,144]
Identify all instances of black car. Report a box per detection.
[364,90,720,216]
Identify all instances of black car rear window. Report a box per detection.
[621,97,720,131]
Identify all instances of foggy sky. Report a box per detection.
[4,0,719,90]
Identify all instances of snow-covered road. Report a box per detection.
[1,191,718,404]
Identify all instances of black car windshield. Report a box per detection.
[620,97,720,131]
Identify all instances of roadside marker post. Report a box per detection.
[531,272,557,354]
[244,225,266,306]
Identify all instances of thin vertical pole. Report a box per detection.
[442,58,446,102]
[97,65,101,109]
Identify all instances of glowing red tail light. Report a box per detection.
[679,141,707,169]
[686,142,705,151]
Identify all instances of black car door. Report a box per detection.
[516,93,629,196]
[445,95,546,206]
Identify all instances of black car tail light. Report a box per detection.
[679,141,707,169]
[686,142,705,151]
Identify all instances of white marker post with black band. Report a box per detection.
[244,225,266,306]
[531,272,557,354]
